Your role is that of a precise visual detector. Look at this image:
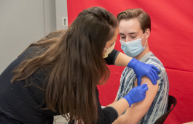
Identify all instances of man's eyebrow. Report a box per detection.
[119,33,125,35]
[129,32,137,35]
[119,32,138,35]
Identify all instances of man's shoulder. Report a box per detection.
[121,66,135,78]
[144,54,168,79]
[145,54,165,69]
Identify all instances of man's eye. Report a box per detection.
[131,36,136,39]
[121,37,126,39]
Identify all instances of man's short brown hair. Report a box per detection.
[117,9,151,33]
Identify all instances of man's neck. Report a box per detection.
[135,46,150,60]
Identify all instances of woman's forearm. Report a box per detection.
[114,52,132,67]
[108,98,129,116]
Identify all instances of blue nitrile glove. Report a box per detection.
[123,84,148,107]
[127,58,160,86]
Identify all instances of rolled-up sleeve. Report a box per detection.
[104,49,120,65]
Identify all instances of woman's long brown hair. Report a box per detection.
[12,7,118,124]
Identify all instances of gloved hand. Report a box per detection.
[123,84,148,107]
[127,58,160,86]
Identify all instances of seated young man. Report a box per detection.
[113,9,169,124]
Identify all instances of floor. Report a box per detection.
[53,115,69,124]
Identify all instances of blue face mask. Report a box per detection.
[120,35,147,57]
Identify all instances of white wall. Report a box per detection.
[0,0,68,74]
[55,0,68,30]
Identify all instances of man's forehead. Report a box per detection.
[119,18,141,34]
[119,18,140,26]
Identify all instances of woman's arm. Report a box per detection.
[95,84,148,124]
[95,87,126,124]
[114,52,132,66]
[105,49,159,86]
[104,49,132,66]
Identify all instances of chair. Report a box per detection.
[154,95,177,124]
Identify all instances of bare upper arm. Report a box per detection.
[113,76,159,124]
[132,76,159,115]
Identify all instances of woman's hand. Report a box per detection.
[127,58,159,86]
[123,84,148,107]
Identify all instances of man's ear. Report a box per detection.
[145,28,150,39]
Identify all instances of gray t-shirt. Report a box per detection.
[117,52,169,124]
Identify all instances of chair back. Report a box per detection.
[154,95,177,124]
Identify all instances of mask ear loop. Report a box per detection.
[143,39,147,47]
[141,35,147,47]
